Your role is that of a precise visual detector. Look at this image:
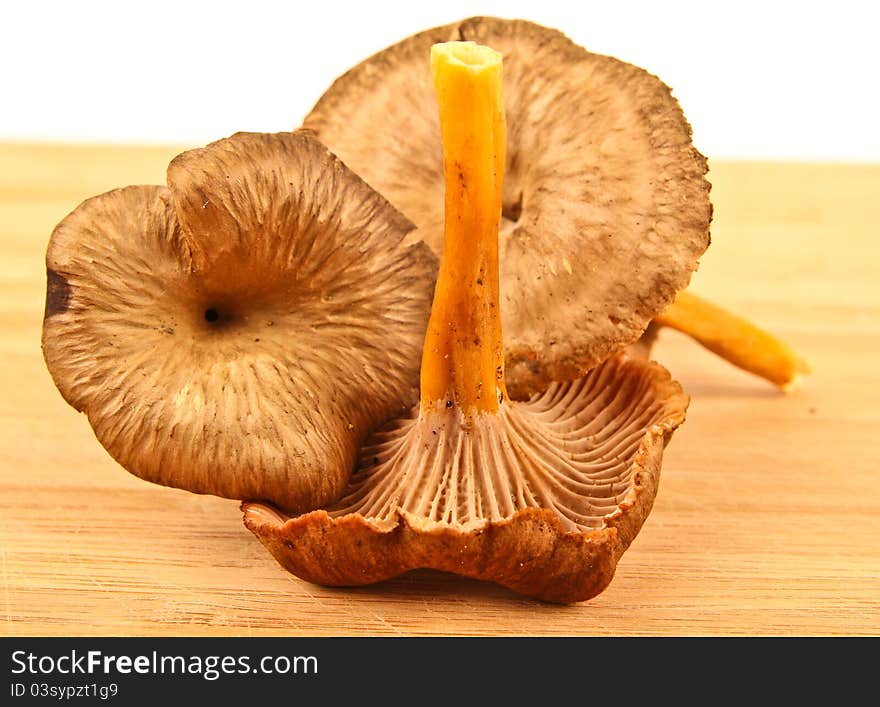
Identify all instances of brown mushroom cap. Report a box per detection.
[304,16,712,399]
[42,130,436,512]
[243,352,688,603]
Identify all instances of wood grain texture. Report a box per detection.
[1,142,878,636]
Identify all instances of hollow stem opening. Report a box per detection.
[420,41,507,413]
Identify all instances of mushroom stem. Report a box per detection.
[420,42,508,413]
[654,290,811,391]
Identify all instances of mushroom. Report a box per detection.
[303,16,713,399]
[42,130,436,512]
[244,42,690,603]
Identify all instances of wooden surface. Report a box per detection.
[1,143,878,636]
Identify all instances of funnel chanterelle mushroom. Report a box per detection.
[42,130,436,512]
[244,42,690,604]
[304,16,713,399]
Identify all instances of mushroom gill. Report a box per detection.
[303,16,713,399]
[244,42,690,603]
[42,130,436,512]
[331,354,683,532]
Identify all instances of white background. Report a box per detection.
[3,0,878,161]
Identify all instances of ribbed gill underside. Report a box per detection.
[329,357,672,532]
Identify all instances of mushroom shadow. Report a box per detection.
[673,379,786,399]
[328,569,567,608]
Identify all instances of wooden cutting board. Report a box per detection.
[1,143,877,636]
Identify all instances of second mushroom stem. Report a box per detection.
[655,289,811,391]
[420,41,508,413]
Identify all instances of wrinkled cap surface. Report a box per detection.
[304,16,712,398]
[243,353,688,603]
[42,130,436,512]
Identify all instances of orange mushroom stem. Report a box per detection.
[654,289,810,391]
[419,42,507,413]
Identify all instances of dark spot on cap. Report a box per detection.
[44,268,71,319]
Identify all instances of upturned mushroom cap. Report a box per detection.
[42,130,436,512]
[243,352,688,603]
[304,16,712,398]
